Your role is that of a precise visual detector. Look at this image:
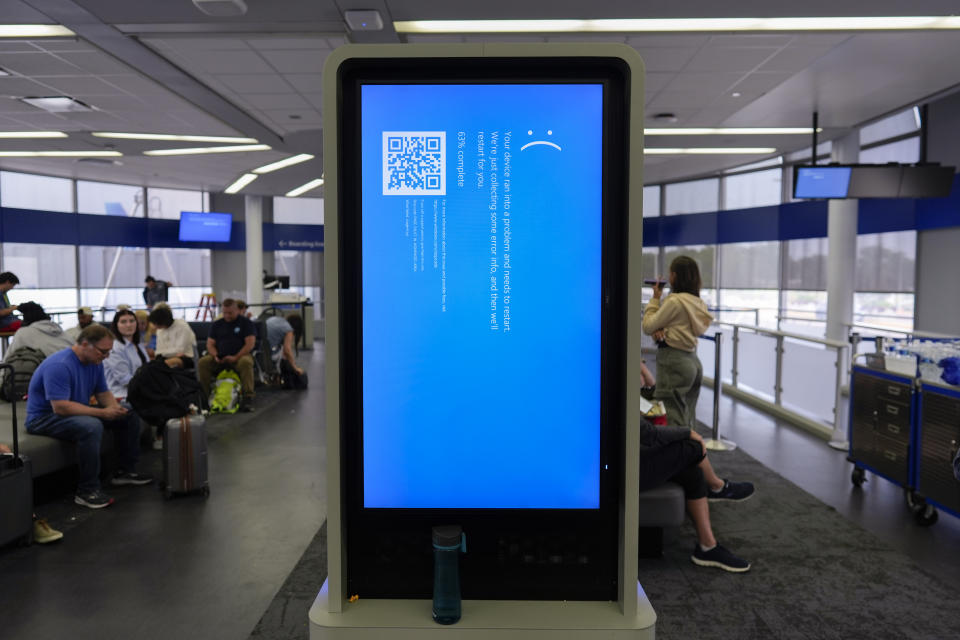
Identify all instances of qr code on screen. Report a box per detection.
[382,131,446,196]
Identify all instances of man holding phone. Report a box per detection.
[25,324,152,509]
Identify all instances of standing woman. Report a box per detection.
[641,256,713,428]
[104,309,149,402]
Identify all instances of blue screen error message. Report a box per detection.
[361,84,604,509]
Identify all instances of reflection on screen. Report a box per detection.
[361,84,603,509]
[794,167,852,199]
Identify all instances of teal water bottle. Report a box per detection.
[432,525,466,624]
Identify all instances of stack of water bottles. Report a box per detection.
[880,337,960,386]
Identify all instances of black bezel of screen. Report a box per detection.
[338,57,630,600]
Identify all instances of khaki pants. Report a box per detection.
[653,345,703,428]
[198,354,255,397]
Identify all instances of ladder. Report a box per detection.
[196,293,217,321]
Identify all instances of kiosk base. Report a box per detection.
[309,579,657,639]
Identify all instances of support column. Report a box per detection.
[245,195,264,308]
[825,133,859,343]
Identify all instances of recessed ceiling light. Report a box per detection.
[285,178,324,197]
[0,67,10,77]
[20,96,92,113]
[394,17,960,33]
[645,128,819,135]
[224,173,258,194]
[253,154,314,174]
[0,150,122,157]
[731,92,742,98]
[143,144,271,156]
[0,25,75,38]
[0,131,68,138]
[92,132,258,143]
[644,147,776,155]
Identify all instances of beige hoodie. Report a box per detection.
[641,293,713,352]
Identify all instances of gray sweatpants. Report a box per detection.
[654,345,703,428]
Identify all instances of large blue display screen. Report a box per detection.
[794,167,852,199]
[361,84,603,509]
[178,211,232,242]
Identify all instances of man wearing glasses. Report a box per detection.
[25,324,153,509]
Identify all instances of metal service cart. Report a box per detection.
[914,380,960,523]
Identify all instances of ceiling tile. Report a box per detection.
[80,95,149,110]
[664,72,741,94]
[0,76,63,96]
[301,92,323,109]
[40,76,127,96]
[730,72,793,95]
[106,74,179,96]
[0,96,34,113]
[247,37,332,51]
[684,47,779,73]
[262,109,323,125]
[36,39,96,53]
[283,74,323,93]
[707,35,795,47]
[546,34,627,43]
[259,50,330,74]
[244,93,310,109]
[195,50,274,74]
[0,53,80,76]
[633,48,699,73]
[759,46,834,73]
[217,74,293,94]
[146,38,252,51]
[627,35,710,48]
[67,51,134,75]
[0,41,40,53]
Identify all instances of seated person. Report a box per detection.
[197,298,256,412]
[134,309,156,358]
[148,304,197,370]
[0,444,62,543]
[0,271,21,331]
[266,312,305,377]
[235,300,254,319]
[2,302,72,362]
[637,417,754,572]
[103,309,149,401]
[25,325,153,509]
[63,306,95,342]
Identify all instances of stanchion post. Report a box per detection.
[705,330,737,452]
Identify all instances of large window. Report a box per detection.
[719,241,780,326]
[860,107,920,147]
[664,178,719,216]
[854,230,916,331]
[147,187,208,219]
[148,247,212,310]
[723,168,782,210]
[859,137,920,164]
[3,242,78,314]
[77,180,145,217]
[642,185,660,218]
[0,171,73,212]
[273,196,324,224]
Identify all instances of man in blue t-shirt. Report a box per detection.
[198,298,257,412]
[26,324,153,509]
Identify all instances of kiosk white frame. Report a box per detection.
[313,43,652,638]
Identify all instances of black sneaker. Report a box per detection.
[111,471,154,486]
[240,396,255,413]
[75,490,115,509]
[708,479,755,502]
[691,544,751,572]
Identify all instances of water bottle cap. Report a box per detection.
[433,525,462,547]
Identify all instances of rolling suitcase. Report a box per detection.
[161,413,210,499]
[1,363,33,546]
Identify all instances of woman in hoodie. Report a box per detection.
[2,302,73,360]
[642,255,714,429]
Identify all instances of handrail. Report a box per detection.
[845,322,958,340]
[714,321,847,349]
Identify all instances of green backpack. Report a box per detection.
[209,369,242,414]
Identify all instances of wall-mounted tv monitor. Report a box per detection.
[179,211,232,242]
[847,165,902,198]
[899,165,955,198]
[794,166,852,198]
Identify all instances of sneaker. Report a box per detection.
[708,479,755,502]
[152,436,164,451]
[75,490,115,509]
[111,470,154,486]
[240,396,255,413]
[691,544,751,573]
[33,518,64,544]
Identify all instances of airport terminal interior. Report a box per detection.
[2,2,960,639]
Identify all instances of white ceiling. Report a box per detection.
[0,0,958,192]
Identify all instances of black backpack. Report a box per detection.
[127,359,204,425]
[0,346,46,402]
[279,359,309,390]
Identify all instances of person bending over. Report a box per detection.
[142,276,172,309]
[25,324,153,509]
[641,256,712,429]
[638,417,754,572]
[148,304,197,370]
[266,312,305,377]
[197,298,256,412]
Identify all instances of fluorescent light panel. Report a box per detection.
[645,147,776,155]
[645,127,820,135]
[143,144,271,156]
[93,132,258,143]
[0,25,75,38]
[253,153,315,174]
[224,173,258,194]
[0,131,67,138]
[20,96,91,113]
[0,150,122,157]
[285,178,324,197]
[395,17,960,33]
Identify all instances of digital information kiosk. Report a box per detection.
[312,43,653,638]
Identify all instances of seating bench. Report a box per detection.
[638,483,686,557]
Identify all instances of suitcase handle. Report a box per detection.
[0,363,19,460]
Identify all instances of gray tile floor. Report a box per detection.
[2,344,958,640]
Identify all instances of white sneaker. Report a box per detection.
[153,437,163,451]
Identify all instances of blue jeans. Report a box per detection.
[26,408,141,493]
